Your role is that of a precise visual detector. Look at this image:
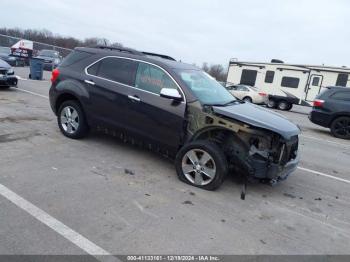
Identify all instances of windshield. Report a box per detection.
[38,50,59,58]
[0,47,11,54]
[175,69,236,105]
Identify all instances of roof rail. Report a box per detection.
[142,52,176,61]
[93,45,143,55]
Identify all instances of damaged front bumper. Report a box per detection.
[0,75,18,87]
[247,152,300,183]
[244,133,300,183]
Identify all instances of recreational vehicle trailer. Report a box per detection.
[226,60,350,110]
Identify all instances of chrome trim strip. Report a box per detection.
[84,79,95,85]
[84,55,186,103]
[128,95,141,102]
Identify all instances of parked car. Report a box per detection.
[226,84,268,104]
[49,46,300,191]
[35,49,62,71]
[0,46,25,67]
[309,86,350,139]
[0,59,17,89]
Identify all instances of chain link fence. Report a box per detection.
[0,33,72,57]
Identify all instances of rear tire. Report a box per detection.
[175,140,228,191]
[330,116,350,140]
[0,86,10,90]
[57,100,89,139]
[277,100,290,111]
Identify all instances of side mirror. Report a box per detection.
[160,88,182,101]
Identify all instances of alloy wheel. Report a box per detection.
[333,118,350,138]
[181,149,216,186]
[60,106,79,134]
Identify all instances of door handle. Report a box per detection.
[84,79,95,85]
[128,95,141,102]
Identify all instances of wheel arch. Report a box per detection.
[242,96,252,101]
[55,92,82,114]
[189,126,239,144]
[330,113,350,127]
[53,79,89,115]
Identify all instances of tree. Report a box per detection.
[201,63,227,81]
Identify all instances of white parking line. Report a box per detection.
[17,88,49,99]
[298,167,350,184]
[0,183,113,259]
[16,75,50,82]
[301,134,350,148]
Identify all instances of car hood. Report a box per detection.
[0,59,11,69]
[36,56,54,61]
[212,102,300,140]
[0,53,9,58]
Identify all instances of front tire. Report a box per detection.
[57,100,89,139]
[330,116,350,140]
[175,140,228,190]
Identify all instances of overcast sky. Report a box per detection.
[1,0,349,67]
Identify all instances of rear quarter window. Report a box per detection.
[96,57,138,86]
[331,91,350,101]
[59,51,91,67]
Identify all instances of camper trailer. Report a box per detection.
[226,60,350,110]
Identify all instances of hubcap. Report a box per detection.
[182,149,216,186]
[60,106,79,134]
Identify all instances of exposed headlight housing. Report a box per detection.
[7,68,14,75]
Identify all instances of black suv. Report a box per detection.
[309,86,350,139]
[49,46,300,191]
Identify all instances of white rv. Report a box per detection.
[226,60,350,110]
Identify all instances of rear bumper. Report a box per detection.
[0,76,18,87]
[308,110,332,128]
[253,96,268,105]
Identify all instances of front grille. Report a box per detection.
[279,136,299,165]
[0,69,7,75]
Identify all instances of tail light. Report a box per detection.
[51,68,60,83]
[258,92,267,96]
[313,99,324,107]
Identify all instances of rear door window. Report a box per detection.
[87,61,100,75]
[92,57,138,86]
[135,62,178,94]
